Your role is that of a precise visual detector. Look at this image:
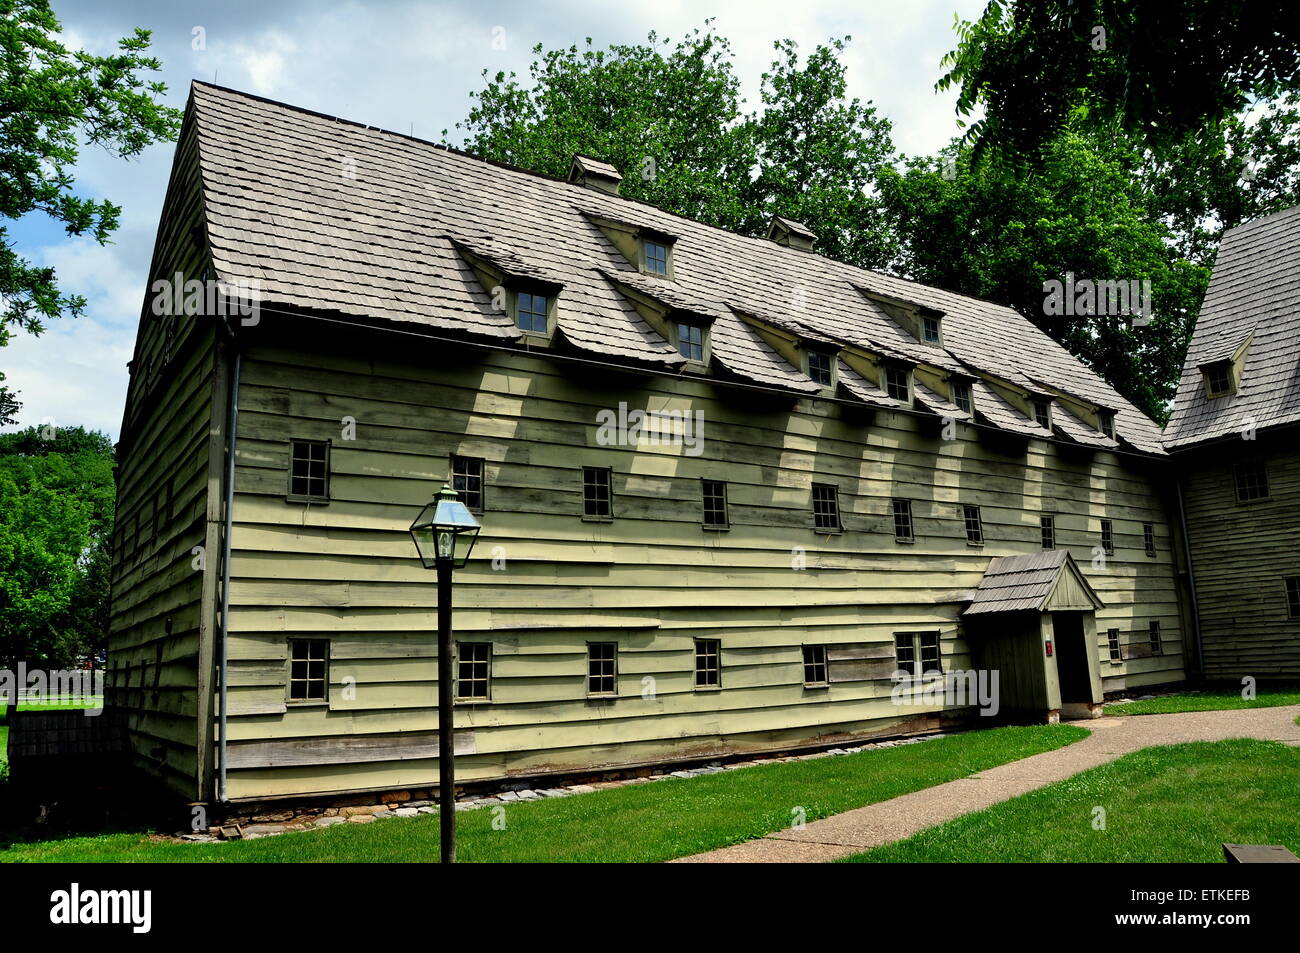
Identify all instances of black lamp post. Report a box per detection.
[408,484,481,863]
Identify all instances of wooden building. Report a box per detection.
[109,83,1188,806]
[1164,205,1300,680]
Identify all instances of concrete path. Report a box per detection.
[673,704,1300,863]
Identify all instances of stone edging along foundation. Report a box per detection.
[177,732,951,844]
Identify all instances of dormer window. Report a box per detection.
[1098,411,1116,438]
[515,291,551,334]
[883,365,911,403]
[643,239,669,276]
[921,315,942,344]
[1033,399,1052,430]
[951,380,972,414]
[1203,361,1234,398]
[675,320,705,362]
[806,349,834,387]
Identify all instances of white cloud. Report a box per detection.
[4,316,132,438]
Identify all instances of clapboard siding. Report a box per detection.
[106,113,220,800]
[1179,433,1300,677]
[218,320,1183,799]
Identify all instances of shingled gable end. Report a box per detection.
[107,82,1188,807]
[1163,204,1300,680]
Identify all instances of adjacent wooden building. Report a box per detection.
[109,82,1188,806]
[1164,205,1300,680]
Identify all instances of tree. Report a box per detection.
[449,25,898,268]
[0,0,183,423]
[877,130,1209,420]
[742,38,897,269]
[939,0,1300,165]
[450,23,757,232]
[1138,94,1300,264]
[0,426,114,670]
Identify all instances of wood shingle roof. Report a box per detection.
[1164,204,1300,448]
[188,81,1164,453]
[962,550,1103,616]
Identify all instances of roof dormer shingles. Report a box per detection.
[189,81,1164,452]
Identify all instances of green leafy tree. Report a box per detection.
[1139,95,1300,264]
[0,0,183,423]
[741,38,897,268]
[878,131,1209,420]
[939,0,1300,164]
[450,23,757,231]
[0,426,114,671]
[450,25,897,268]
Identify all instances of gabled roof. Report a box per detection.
[1164,204,1300,448]
[187,81,1164,453]
[962,550,1103,616]
[767,215,816,242]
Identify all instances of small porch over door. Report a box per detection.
[962,550,1105,722]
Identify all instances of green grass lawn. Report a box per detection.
[1107,688,1300,716]
[843,739,1300,863]
[2,724,1086,863]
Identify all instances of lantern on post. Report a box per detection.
[408,484,481,862]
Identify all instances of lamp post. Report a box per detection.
[408,484,481,863]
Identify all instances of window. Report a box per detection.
[884,365,910,402]
[1099,412,1116,438]
[963,504,983,545]
[676,321,704,362]
[920,632,942,674]
[951,380,972,414]
[894,632,942,676]
[1143,522,1156,557]
[587,643,617,696]
[289,439,329,500]
[516,291,550,334]
[806,349,834,386]
[1234,461,1269,502]
[1100,519,1114,555]
[1148,620,1162,657]
[288,639,328,702]
[644,239,668,276]
[892,498,914,542]
[921,315,942,344]
[1107,628,1122,662]
[702,479,728,528]
[456,642,491,700]
[893,632,915,676]
[582,466,613,519]
[811,483,841,532]
[1286,577,1300,619]
[1033,399,1052,430]
[802,645,828,686]
[694,639,721,689]
[1203,361,1233,398]
[451,455,485,512]
[1040,515,1055,550]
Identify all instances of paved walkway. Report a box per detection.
[673,704,1300,863]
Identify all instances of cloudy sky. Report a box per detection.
[3,0,983,439]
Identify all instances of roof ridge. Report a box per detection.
[1219,202,1300,243]
[186,80,1164,449]
[188,80,1037,324]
